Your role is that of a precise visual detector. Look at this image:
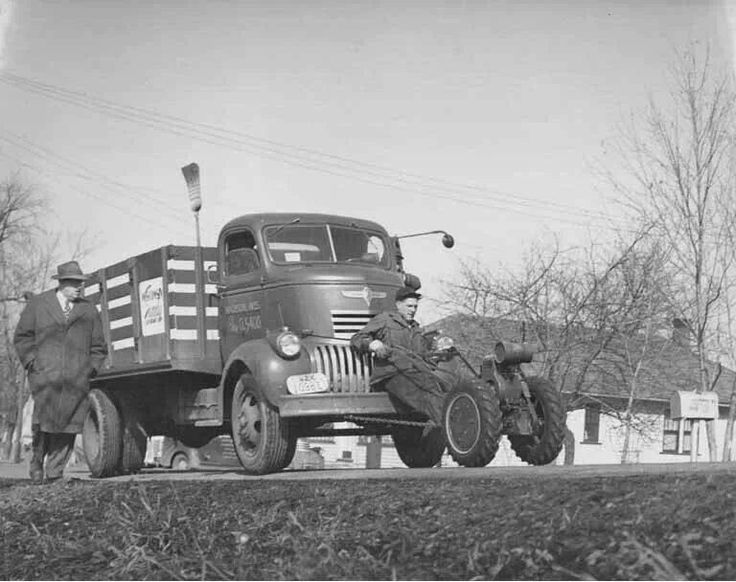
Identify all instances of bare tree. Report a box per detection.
[609,49,736,461]
[591,242,672,463]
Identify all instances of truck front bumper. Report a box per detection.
[278,392,398,418]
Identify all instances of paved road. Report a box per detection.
[3,459,736,483]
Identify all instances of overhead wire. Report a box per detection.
[6,72,607,219]
[0,144,193,236]
[0,71,632,232]
[0,131,192,225]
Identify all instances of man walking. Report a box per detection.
[350,286,448,426]
[14,261,107,483]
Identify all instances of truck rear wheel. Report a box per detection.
[83,388,123,478]
[443,380,502,467]
[508,377,566,465]
[391,425,445,468]
[231,373,295,475]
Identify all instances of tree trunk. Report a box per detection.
[10,400,23,464]
[723,385,736,462]
[563,426,575,465]
[1,421,14,460]
[9,375,27,464]
[621,419,632,464]
[705,419,718,462]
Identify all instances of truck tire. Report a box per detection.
[83,388,123,478]
[391,425,445,468]
[279,437,298,470]
[443,380,502,467]
[231,373,295,475]
[171,452,191,471]
[118,398,147,475]
[508,377,566,465]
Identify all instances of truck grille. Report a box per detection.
[309,342,373,393]
[331,310,376,340]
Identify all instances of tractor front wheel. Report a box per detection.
[443,380,502,467]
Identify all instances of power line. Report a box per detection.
[0,146,192,235]
[0,71,632,231]
[0,131,191,225]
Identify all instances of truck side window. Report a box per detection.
[225,231,260,276]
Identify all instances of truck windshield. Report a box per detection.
[264,224,389,267]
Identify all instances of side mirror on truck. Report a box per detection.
[207,264,220,285]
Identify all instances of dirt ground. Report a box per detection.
[1,463,735,580]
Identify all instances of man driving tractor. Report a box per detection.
[350,286,449,427]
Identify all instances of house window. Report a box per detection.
[662,409,692,454]
[583,405,600,443]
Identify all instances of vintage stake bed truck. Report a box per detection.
[80,212,450,476]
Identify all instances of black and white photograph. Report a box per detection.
[1,1,735,580]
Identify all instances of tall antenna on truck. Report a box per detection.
[181,162,202,246]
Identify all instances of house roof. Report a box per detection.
[427,313,736,405]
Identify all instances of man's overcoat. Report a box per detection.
[14,290,108,433]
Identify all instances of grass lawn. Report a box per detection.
[1,471,734,580]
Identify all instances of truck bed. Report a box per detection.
[80,245,222,378]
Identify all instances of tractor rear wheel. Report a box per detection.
[391,424,446,468]
[508,377,566,465]
[231,373,295,475]
[443,380,502,467]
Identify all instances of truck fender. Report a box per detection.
[218,338,313,423]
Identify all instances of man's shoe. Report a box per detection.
[29,468,44,484]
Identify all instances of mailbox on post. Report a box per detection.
[670,391,719,462]
[669,391,718,420]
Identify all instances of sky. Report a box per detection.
[0,0,733,323]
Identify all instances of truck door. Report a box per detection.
[219,229,266,361]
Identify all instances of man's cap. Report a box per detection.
[51,261,89,281]
[395,286,422,302]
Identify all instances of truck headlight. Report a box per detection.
[276,330,301,358]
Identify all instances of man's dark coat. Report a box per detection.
[14,289,108,433]
[351,310,450,424]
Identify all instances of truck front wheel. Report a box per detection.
[231,373,295,475]
[508,377,566,465]
[83,388,123,478]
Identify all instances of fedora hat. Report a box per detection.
[51,261,89,281]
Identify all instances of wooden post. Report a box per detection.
[365,435,382,469]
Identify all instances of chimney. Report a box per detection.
[672,318,691,348]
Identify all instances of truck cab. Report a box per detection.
[215,213,416,473]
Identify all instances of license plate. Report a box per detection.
[286,373,329,395]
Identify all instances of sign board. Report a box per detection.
[670,391,719,420]
[139,277,165,336]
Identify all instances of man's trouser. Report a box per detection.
[30,424,76,480]
[380,368,447,426]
